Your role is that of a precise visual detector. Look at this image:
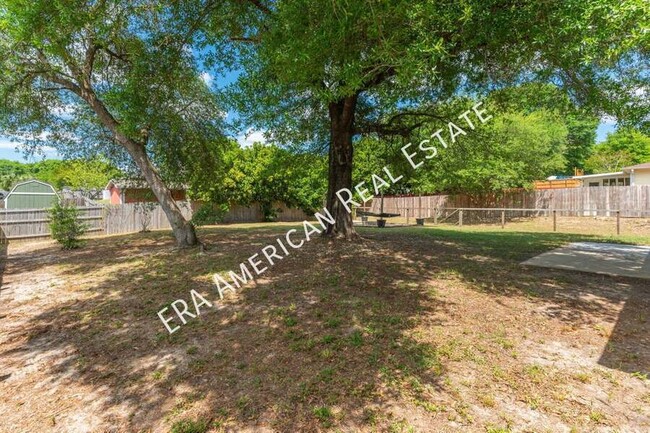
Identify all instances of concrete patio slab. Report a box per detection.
[522,242,650,280]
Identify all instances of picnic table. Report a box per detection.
[356,210,401,227]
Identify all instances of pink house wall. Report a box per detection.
[110,186,122,204]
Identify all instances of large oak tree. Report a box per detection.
[0,0,225,247]
[213,0,648,239]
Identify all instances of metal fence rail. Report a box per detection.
[363,206,650,235]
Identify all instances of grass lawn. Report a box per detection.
[0,224,648,432]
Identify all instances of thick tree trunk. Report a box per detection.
[83,91,198,248]
[325,95,359,240]
[128,144,199,248]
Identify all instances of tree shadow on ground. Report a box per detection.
[598,287,650,376]
[365,227,650,376]
[1,225,648,432]
[0,242,7,313]
[0,243,9,384]
[0,227,452,432]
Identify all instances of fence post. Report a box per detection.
[501,210,505,229]
[459,210,463,227]
[434,209,438,225]
[553,210,557,232]
[616,210,620,235]
[406,208,410,225]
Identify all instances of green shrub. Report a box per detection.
[48,200,87,249]
[260,201,282,222]
[191,203,228,227]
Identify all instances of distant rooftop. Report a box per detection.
[105,179,187,190]
[572,171,625,180]
[570,161,650,179]
[623,162,650,171]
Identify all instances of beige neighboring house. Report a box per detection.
[572,162,650,187]
[628,162,650,185]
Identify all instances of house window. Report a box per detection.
[589,182,600,187]
[618,178,625,186]
[625,178,630,186]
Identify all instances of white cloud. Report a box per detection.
[0,138,18,150]
[600,115,617,126]
[236,129,266,147]
[200,72,213,86]
[0,136,57,153]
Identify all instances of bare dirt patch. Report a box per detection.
[0,226,648,432]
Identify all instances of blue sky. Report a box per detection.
[0,139,59,162]
[596,119,618,142]
[0,120,620,163]
[0,65,620,163]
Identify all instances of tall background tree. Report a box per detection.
[353,96,571,196]
[210,0,648,239]
[412,110,568,195]
[487,83,600,175]
[0,0,226,247]
[0,157,120,190]
[189,141,327,220]
[585,129,650,173]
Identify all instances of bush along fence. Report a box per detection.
[0,206,105,242]
[0,201,311,242]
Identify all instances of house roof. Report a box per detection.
[623,162,650,172]
[6,179,58,195]
[572,171,626,180]
[105,179,187,190]
[10,179,55,189]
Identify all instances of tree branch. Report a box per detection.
[83,37,99,84]
[100,45,129,63]
[177,0,220,49]
[45,73,83,96]
[355,123,419,138]
[355,109,451,138]
[385,110,451,125]
[360,66,396,91]
[37,86,70,92]
[245,0,272,15]
[230,36,261,43]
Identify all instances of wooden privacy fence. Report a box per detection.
[103,202,194,235]
[0,200,311,242]
[0,202,197,242]
[533,179,582,189]
[0,203,194,241]
[369,186,650,218]
[0,206,104,242]
[221,202,310,223]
